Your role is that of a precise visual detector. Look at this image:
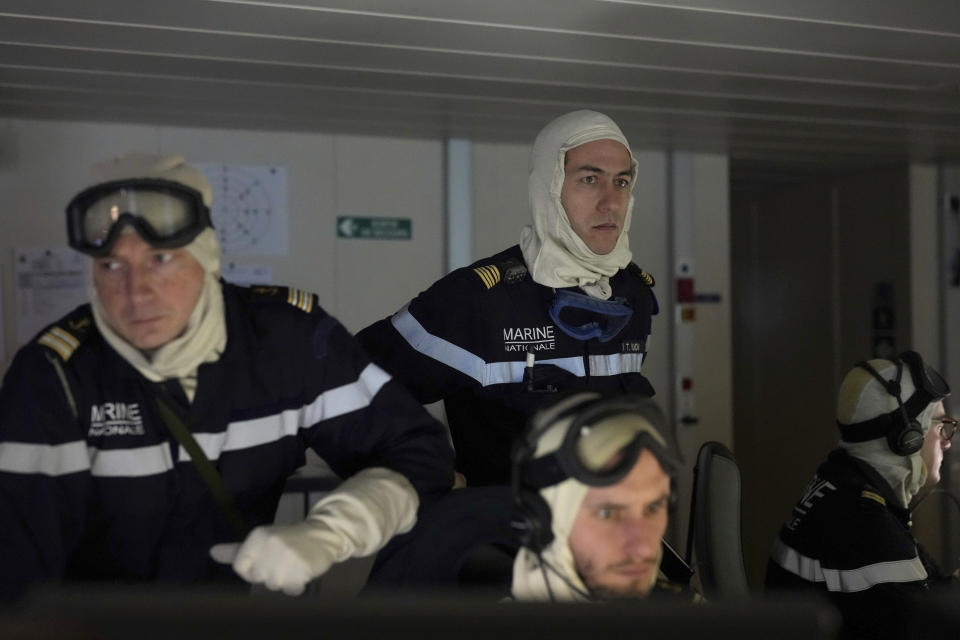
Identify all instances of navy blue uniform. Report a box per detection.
[357,245,657,486]
[766,449,958,639]
[0,282,454,602]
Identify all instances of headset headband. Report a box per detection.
[840,351,950,443]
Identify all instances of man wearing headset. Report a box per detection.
[367,393,688,601]
[357,110,659,487]
[0,154,454,602]
[510,393,681,600]
[766,352,959,637]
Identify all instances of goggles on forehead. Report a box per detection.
[66,178,212,257]
[515,393,679,493]
[899,350,951,415]
[548,289,633,343]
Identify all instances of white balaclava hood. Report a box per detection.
[85,153,226,402]
[519,110,637,300]
[837,360,938,507]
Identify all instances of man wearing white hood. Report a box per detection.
[510,393,680,601]
[0,154,454,602]
[364,393,685,601]
[766,351,959,637]
[358,110,658,486]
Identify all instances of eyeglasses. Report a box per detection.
[937,417,958,442]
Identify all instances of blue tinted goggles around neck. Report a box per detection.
[548,289,633,342]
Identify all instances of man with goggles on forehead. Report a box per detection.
[358,110,659,488]
[0,153,454,602]
[767,351,959,638]
[367,393,691,601]
[510,392,683,601]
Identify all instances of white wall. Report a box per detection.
[0,118,445,365]
[687,153,732,452]
[471,141,530,259]
[669,152,732,550]
[910,166,940,362]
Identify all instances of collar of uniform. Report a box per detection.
[827,449,912,525]
[187,282,249,423]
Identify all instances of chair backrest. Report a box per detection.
[685,441,750,599]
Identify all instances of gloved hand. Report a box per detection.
[210,467,418,596]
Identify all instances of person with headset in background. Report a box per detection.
[0,153,454,603]
[766,351,959,638]
[367,393,693,601]
[357,110,659,487]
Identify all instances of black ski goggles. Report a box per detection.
[515,393,680,492]
[66,178,212,257]
[899,350,951,415]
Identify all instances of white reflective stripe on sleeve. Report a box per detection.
[770,536,928,593]
[0,440,90,476]
[89,443,174,478]
[588,352,644,376]
[181,364,392,461]
[822,557,928,593]
[303,362,391,424]
[168,364,391,464]
[392,306,487,384]
[770,537,825,583]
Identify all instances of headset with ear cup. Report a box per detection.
[847,351,951,456]
[511,486,556,555]
[856,359,925,456]
[510,393,595,554]
[509,392,679,555]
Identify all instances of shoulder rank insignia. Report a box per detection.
[37,308,93,362]
[249,285,318,314]
[473,264,501,290]
[473,257,528,290]
[627,263,655,287]
[860,490,886,506]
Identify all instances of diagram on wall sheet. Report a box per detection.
[14,247,87,347]
[194,163,289,257]
[222,263,273,287]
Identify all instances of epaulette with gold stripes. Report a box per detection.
[472,257,527,290]
[627,262,655,287]
[36,308,93,362]
[860,490,886,506]
[248,285,319,314]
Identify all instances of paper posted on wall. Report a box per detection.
[14,247,88,347]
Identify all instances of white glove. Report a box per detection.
[211,467,418,596]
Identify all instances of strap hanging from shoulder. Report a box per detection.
[152,394,251,540]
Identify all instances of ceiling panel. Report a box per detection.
[2,0,960,183]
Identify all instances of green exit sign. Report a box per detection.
[337,216,412,240]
